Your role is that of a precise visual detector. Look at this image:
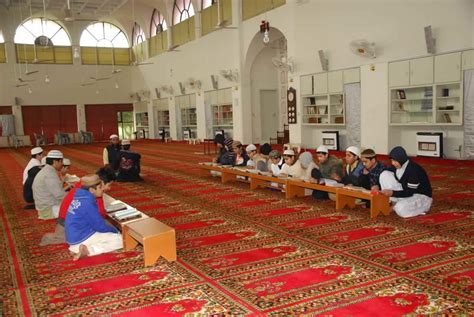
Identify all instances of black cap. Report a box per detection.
[260,143,272,155]
[389,146,409,165]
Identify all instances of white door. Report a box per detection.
[260,90,279,143]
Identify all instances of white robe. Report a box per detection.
[379,170,432,218]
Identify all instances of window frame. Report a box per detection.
[172,0,195,25]
[150,9,168,36]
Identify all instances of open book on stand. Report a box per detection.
[105,201,128,213]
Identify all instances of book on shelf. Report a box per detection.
[421,99,432,110]
[443,113,452,123]
[397,90,406,99]
[424,87,433,97]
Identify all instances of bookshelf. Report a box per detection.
[156,110,170,127]
[181,108,197,127]
[302,93,345,125]
[390,83,462,125]
[212,104,233,127]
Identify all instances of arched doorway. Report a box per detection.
[242,28,288,144]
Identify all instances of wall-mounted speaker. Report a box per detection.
[155,88,161,99]
[318,50,328,71]
[179,82,185,95]
[424,25,436,54]
[14,97,22,106]
[211,75,218,90]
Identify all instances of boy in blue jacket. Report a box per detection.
[65,174,122,260]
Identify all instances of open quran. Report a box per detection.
[111,208,142,222]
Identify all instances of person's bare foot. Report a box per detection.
[72,244,89,261]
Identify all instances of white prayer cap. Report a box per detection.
[283,149,295,156]
[122,139,131,145]
[316,145,328,154]
[246,144,257,152]
[46,150,64,159]
[40,157,47,166]
[346,146,360,157]
[109,134,119,139]
[31,147,43,155]
[63,158,71,166]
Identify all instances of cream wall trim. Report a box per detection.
[196,92,206,139]
[168,97,178,140]
[360,63,389,154]
[12,105,24,136]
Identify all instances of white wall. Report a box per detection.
[361,63,389,154]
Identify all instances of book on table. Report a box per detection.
[105,201,128,213]
[111,208,141,222]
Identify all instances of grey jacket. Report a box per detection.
[32,164,65,218]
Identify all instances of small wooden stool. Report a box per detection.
[123,218,177,266]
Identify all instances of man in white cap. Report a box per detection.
[341,146,365,186]
[245,144,259,168]
[32,150,66,219]
[314,145,343,181]
[116,140,143,182]
[280,149,304,178]
[103,134,121,170]
[23,147,44,184]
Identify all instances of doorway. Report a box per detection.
[117,111,134,140]
[260,90,279,143]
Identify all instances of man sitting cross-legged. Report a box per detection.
[65,174,122,260]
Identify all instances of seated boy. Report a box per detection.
[65,175,122,260]
[117,140,143,182]
[380,146,433,218]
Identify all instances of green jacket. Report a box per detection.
[319,155,343,179]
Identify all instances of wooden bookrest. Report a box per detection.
[336,188,390,219]
[123,218,177,266]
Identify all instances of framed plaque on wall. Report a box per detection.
[287,87,297,124]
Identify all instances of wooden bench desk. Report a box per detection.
[124,217,177,266]
[336,188,390,219]
[286,179,340,199]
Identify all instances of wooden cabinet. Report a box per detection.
[343,68,360,84]
[435,52,461,83]
[389,60,410,87]
[301,74,313,95]
[462,50,474,70]
[410,56,433,86]
[314,73,328,94]
[389,57,433,87]
[328,70,343,93]
[206,88,233,128]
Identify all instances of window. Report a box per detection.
[150,9,168,36]
[173,0,195,25]
[132,23,145,46]
[80,22,128,48]
[0,32,5,63]
[201,0,216,10]
[14,18,71,46]
[0,32,4,43]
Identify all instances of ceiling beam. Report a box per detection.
[109,0,128,15]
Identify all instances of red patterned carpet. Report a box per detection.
[0,141,473,315]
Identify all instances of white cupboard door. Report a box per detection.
[435,52,461,83]
[328,70,343,93]
[314,72,328,94]
[343,68,360,84]
[389,60,410,87]
[410,56,433,86]
[462,50,474,70]
[300,75,313,95]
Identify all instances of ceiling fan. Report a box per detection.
[56,0,98,23]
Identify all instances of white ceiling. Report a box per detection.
[0,0,128,17]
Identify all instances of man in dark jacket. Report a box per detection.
[380,146,433,218]
[23,157,45,209]
[103,134,121,170]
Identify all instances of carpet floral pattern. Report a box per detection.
[0,141,472,315]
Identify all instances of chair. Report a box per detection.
[34,133,47,146]
[56,131,71,146]
[9,135,24,148]
[79,131,93,144]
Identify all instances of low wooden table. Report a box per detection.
[336,188,390,219]
[203,139,217,155]
[286,179,339,199]
[124,217,177,266]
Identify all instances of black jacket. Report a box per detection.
[106,144,121,170]
[392,160,432,198]
[23,166,42,203]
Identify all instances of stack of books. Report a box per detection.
[111,208,141,222]
[105,201,127,213]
